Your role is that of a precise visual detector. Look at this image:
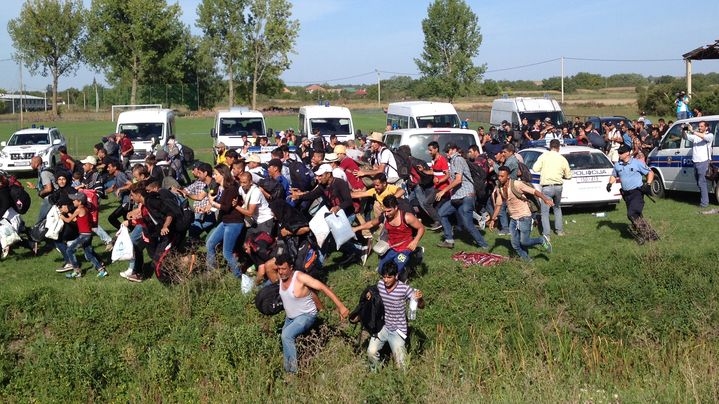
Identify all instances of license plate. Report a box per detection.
[576,176,600,183]
[13,161,30,167]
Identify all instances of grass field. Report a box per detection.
[2,110,719,401]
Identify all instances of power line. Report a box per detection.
[564,57,682,62]
[485,57,561,73]
[283,71,376,85]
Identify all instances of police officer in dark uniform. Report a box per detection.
[606,144,659,244]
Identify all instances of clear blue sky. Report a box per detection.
[1,0,718,92]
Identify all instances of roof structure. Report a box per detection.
[683,39,719,60]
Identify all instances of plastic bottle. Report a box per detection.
[408,297,418,320]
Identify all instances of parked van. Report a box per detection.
[382,128,481,163]
[298,105,354,143]
[386,101,461,129]
[490,97,565,128]
[116,108,175,165]
[647,115,718,201]
[211,107,266,149]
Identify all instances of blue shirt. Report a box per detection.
[622,132,632,148]
[612,158,650,191]
[275,174,290,199]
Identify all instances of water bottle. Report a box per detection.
[408,297,418,320]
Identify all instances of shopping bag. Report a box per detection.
[309,205,331,248]
[111,225,134,262]
[325,209,356,250]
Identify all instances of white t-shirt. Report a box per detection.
[377,147,399,181]
[246,166,266,184]
[332,167,347,182]
[687,132,715,163]
[239,184,274,224]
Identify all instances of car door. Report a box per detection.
[651,124,684,190]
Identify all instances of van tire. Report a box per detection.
[650,175,665,198]
[714,182,719,204]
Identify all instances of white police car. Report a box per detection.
[0,125,66,173]
[646,115,718,201]
[518,145,621,207]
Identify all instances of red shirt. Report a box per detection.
[76,211,92,233]
[431,155,449,191]
[60,154,73,171]
[338,157,364,190]
[386,212,414,252]
[119,137,133,155]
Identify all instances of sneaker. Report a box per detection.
[428,222,442,231]
[66,270,82,279]
[1,246,9,259]
[119,268,133,279]
[104,242,114,252]
[497,231,510,236]
[97,268,108,278]
[700,208,719,215]
[555,231,566,236]
[126,273,144,283]
[542,235,553,253]
[436,241,455,249]
[56,263,74,273]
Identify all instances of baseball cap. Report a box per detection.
[315,164,333,176]
[80,156,97,165]
[617,144,631,154]
[544,117,552,122]
[247,154,261,163]
[69,192,87,203]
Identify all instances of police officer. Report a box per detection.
[606,144,659,244]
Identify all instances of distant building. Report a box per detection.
[305,84,326,94]
[0,93,48,113]
[354,88,368,96]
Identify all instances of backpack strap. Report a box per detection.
[510,179,528,202]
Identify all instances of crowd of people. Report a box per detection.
[0,111,711,372]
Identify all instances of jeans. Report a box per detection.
[64,233,103,269]
[499,202,509,232]
[540,184,563,236]
[367,326,407,369]
[694,160,709,207]
[411,186,440,223]
[677,111,688,121]
[93,225,113,244]
[189,213,217,239]
[281,313,317,373]
[378,249,412,274]
[438,196,488,247]
[509,216,544,261]
[128,225,146,274]
[206,222,244,277]
[37,197,52,224]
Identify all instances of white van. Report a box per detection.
[386,101,461,129]
[647,115,719,201]
[210,107,266,149]
[382,128,481,163]
[116,108,175,165]
[298,105,354,142]
[490,97,565,127]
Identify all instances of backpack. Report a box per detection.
[516,161,533,183]
[286,159,314,192]
[409,156,434,188]
[255,283,284,315]
[258,178,285,202]
[466,160,488,199]
[78,189,99,227]
[384,149,410,181]
[348,284,385,336]
[180,144,194,164]
[510,179,540,213]
[8,179,31,214]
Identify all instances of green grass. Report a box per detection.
[1,111,719,401]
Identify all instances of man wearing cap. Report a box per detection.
[215,142,228,166]
[356,132,400,185]
[291,163,367,266]
[606,144,658,244]
[246,154,266,184]
[605,122,623,163]
[103,133,121,161]
[262,159,289,201]
[323,153,347,182]
[675,91,690,120]
[298,137,312,165]
[334,145,364,191]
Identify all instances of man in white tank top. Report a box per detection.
[277,255,350,373]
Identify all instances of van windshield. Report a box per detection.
[119,123,163,142]
[565,152,613,170]
[310,118,351,136]
[8,132,51,146]
[520,112,565,126]
[220,118,265,137]
[416,114,461,128]
[403,133,477,161]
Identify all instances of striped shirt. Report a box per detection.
[377,279,415,335]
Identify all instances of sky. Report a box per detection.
[1,0,719,92]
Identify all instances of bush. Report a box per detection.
[691,89,719,115]
[637,83,684,116]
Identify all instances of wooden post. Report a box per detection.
[686,59,692,96]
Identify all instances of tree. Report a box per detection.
[196,0,247,108]
[86,0,188,105]
[414,0,485,102]
[571,72,604,90]
[7,0,86,116]
[242,0,299,109]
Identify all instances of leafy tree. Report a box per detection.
[542,76,576,93]
[414,0,485,102]
[86,0,189,105]
[480,79,501,97]
[196,0,247,107]
[571,72,604,90]
[606,73,648,88]
[180,37,226,110]
[691,89,719,115]
[7,0,86,116]
[242,0,299,109]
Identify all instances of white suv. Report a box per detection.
[0,126,66,173]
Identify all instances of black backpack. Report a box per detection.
[409,156,434,188]
[9,184,31,214]
[180,145,194,164]
[255,283,284,315]
[385,149,410,181]
[466,161,488,199]
[258,178,285,202]
[286,159,314,192]
[349,285,385,336]
[516,161,533,183]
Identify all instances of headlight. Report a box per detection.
[0,150,7,159]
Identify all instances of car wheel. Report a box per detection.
[714,181,719,204]
[650,174,665,198]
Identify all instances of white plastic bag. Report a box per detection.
[241,273,254,294]
[325,209,356,250]
[0,219,21,249]
[309,205,331,248]
[111,225,134,262]
[44,206,64,241]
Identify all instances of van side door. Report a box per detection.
[653,124,684,191]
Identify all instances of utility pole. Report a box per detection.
[44,89,47,112]
[67,90,70,111]
[93,77,99,113]
[375,69,381,109]
[560,56,565,104]
[83,91,86,110]
[19,63,24,127]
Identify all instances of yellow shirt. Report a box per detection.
[367,184,399,204]
[532,150,572,186]
[215,150,227,166]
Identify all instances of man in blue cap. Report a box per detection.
[606,144,659,244]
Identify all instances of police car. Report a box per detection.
[518,145,621,207]
[0,125,66,173]
[646,115,718,201]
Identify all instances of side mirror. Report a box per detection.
[0,141,6,147]
[210,128,216,138]
[151,137,157,146]
[52,139,61,145]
